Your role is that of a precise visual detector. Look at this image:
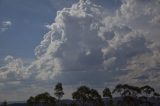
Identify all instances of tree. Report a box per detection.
[72,86,90,106]
[140,85,155,106]
[54,82,64,105]
[0,101,7,106]
[72,86,104,106]
[112,84,124,96]
[27,96,35,106]
[103,87,114,106]
[27,92,56,106]
[112,84,141,106]
[89,89,104,106]
[141,85,155,97]
[35,92,51,106]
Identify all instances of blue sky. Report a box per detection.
[0,0,70,59]
[0,0,160,101]
[0,0,121,59]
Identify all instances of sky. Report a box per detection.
[0,0,160,101]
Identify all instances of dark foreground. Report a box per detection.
[1,84,160,106]
[4,98,160,106]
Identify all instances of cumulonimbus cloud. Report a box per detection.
[0,0,160,95]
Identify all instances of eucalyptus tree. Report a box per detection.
[140,85,155,97]
[140,85,155,106]
[113,84,141,106]
[103,87,114,106]
[72,86,104,106]
[27,96,35,106]
[54,82,64,106]
[72,86,90,106]
[27,92,56,106]
[89,89,104,106]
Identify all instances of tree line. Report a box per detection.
[26,83,160,106]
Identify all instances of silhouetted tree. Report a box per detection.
[113,84,141,106]
[0,101,7,106]
[140,85,155,106]
[27,92,56,106]
[27,96,35,106]
[26,83,160,106]
[54,82,64,106]
[89,89,104,106]
[112,84,124,96]
[103,87,114,106]
[72,86,90,106]
[141,85,155,97]
[72,86,104,106]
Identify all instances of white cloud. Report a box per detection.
[0,21,12,32]
[0,56,28,81]
[0,0,160,100]
[44,24,52,30]
[101,0,160,87]
[32,0,160,87]
[33,0,106,80]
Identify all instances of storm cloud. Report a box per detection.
[0,0,160,100]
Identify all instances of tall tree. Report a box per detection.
[72,86,90,106]
[72,86,104,106]
[113,84,141,106]
[103,87,114,106]
[54,82,64,106]
[89,89,104,106]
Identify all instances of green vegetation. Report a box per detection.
[25,83,160,106]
